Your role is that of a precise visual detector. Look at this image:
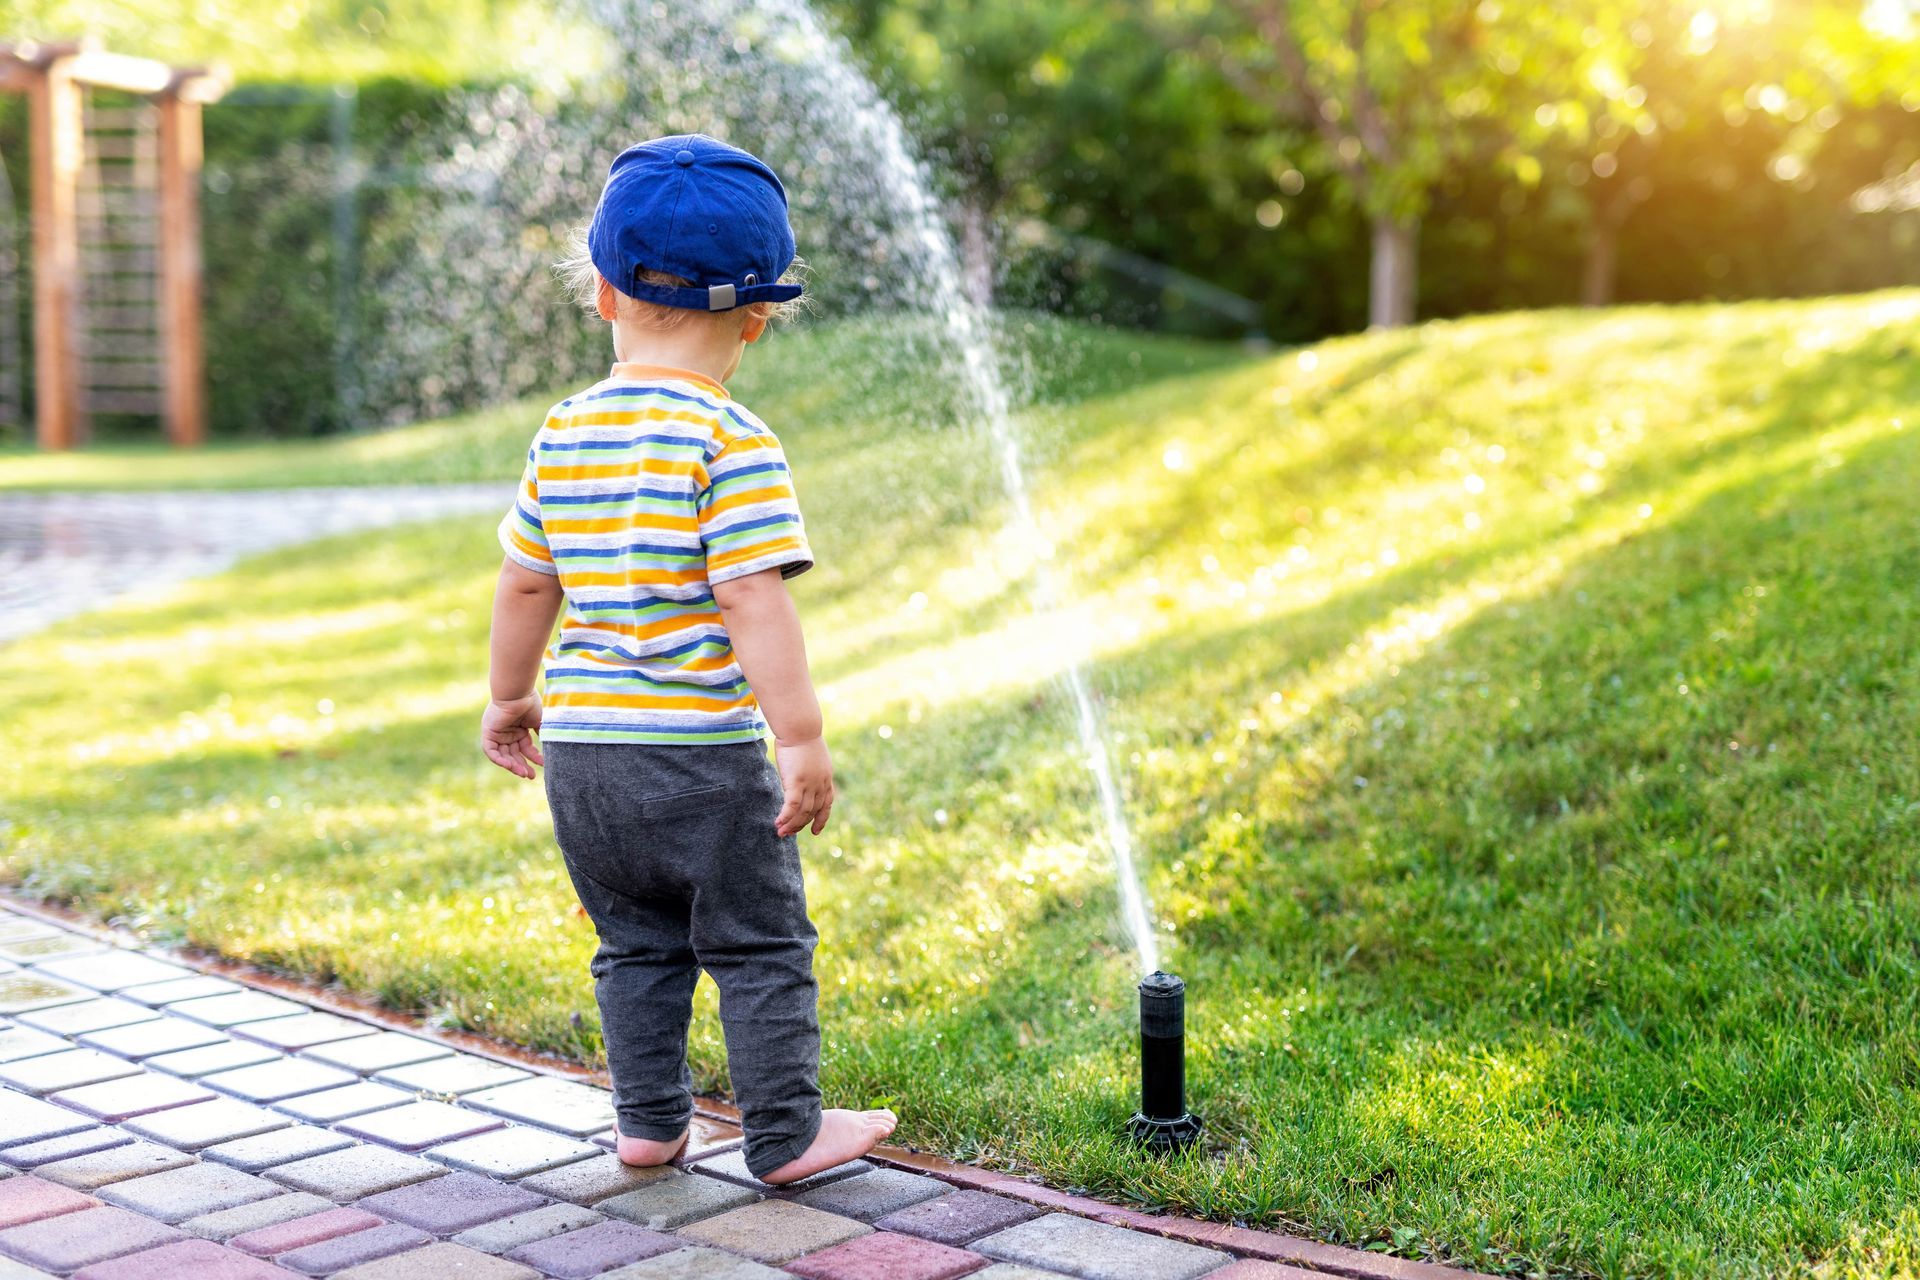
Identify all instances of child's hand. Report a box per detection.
[480,695,546,779]
[774,736,835,836]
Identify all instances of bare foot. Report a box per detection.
[615,1127,689,1167]
[759,1108,897,1185]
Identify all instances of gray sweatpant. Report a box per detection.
[543,738,822,1178]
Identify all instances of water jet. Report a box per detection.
[1128,970,1201,1152]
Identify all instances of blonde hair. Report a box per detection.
[556,224,807,332]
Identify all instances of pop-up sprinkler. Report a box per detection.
[1128,970,1201,1151]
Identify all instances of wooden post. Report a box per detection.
[27,54,83,449]
[157,87,205,446]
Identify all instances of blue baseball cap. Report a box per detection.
[587,134,804,313]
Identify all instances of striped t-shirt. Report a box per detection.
[497,363,813,745]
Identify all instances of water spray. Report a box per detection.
[1128,970,1201,1151]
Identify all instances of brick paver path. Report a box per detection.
[0,486,508,646]
[0,892,1490,1280]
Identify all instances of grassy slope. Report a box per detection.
[6,296,1920,1278]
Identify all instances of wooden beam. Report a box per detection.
[27,54,83,450]
[157,91,206,447]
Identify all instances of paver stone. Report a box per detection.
[228,1205,383,1256]
[969,1267,1079,1280]
[338,1099,503,1150]
[674,1198,871,1263]
[0,972,90,1015]
[14,996,159,1036]
[0,1048,142,1095]
[600,1245,790,1279]
[201,1125,355,1174]
[79,1019,226,1060]
[98,1160,281,1222]
[450,1203,605,1255]
[374,1057,529,1096]
[0,935,102,964]
[0,1093,92,1148]
[1207,1262,1332,1280]
[145,1040,280,1079]
[507,1218,680,1277]
[33,952,189,992]
[52,1070,215,1120]
[974,1213,1231,1280]
[0,1177,97,1229]
[179,1191,338,1241]
[873,1189,1045,1245]
[202,1058,355,1102]
[594,1172,757,1230]
[119,977,243,1007]
[0,1026,68,1064]
[692,1148,870,1192]
[300,1032,453,1075]
[123,1097,291,1150]
[0,1204,183,1272]
[785,1230,990,1280]
[426,1126,598,1178]
[232,1012,378,1052]
[791,1168,951,1221]
[168,992,308,1029]
[0,1129,132,1170]
[69,1237,290,1280]
[461,1077,617,1137]
[0,1258,55,1280]
[273,1080,413,1123]
[276,1221,431,1276]
[517,1154,679,1206]
[265,1146,448,1201]
[35,1141,198,1190]
[328,1241,540,1280]
[355,1169,545,1233]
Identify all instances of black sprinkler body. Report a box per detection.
[1128,970,1201,1151]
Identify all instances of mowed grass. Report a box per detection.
[6,294,1920,1278]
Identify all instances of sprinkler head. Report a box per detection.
[1128,970,1202,1152]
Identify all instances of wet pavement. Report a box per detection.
[0,486,508,646]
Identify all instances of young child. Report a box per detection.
[480,134,896,1183]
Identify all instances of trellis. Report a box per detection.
[0,39,224,448]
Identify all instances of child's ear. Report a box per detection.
[742,313,769,344]
[595,276,620,324]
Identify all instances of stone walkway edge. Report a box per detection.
[0,891,1493,1280]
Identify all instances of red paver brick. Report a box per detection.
[0,1203,184,1273]
[786,1230,989,1280]
[70,1237,290,1280]
[874,1189,1044,1246]
[0,1175,97,1229]
[504,1219,679,1277]
[229,1205,383,1256]
[355,1170,545,1233]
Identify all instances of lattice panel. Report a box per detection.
[77,93,163,419]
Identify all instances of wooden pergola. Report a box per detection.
[1,39,225,448]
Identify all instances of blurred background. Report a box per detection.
[0,0,1914,442]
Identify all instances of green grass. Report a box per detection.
[6,294,1920,1278]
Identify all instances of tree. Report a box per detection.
[1178,0,1524,327]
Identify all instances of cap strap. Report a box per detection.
[622,278,806,313]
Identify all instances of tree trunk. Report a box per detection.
[1582,217,1618,308]
[1368,214,1418,328]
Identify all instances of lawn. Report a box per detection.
[6,293,1920,1279]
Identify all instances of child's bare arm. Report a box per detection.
[712,568,834,836]
[482,557,565,779]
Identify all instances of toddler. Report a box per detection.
[480,134,895,1183]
